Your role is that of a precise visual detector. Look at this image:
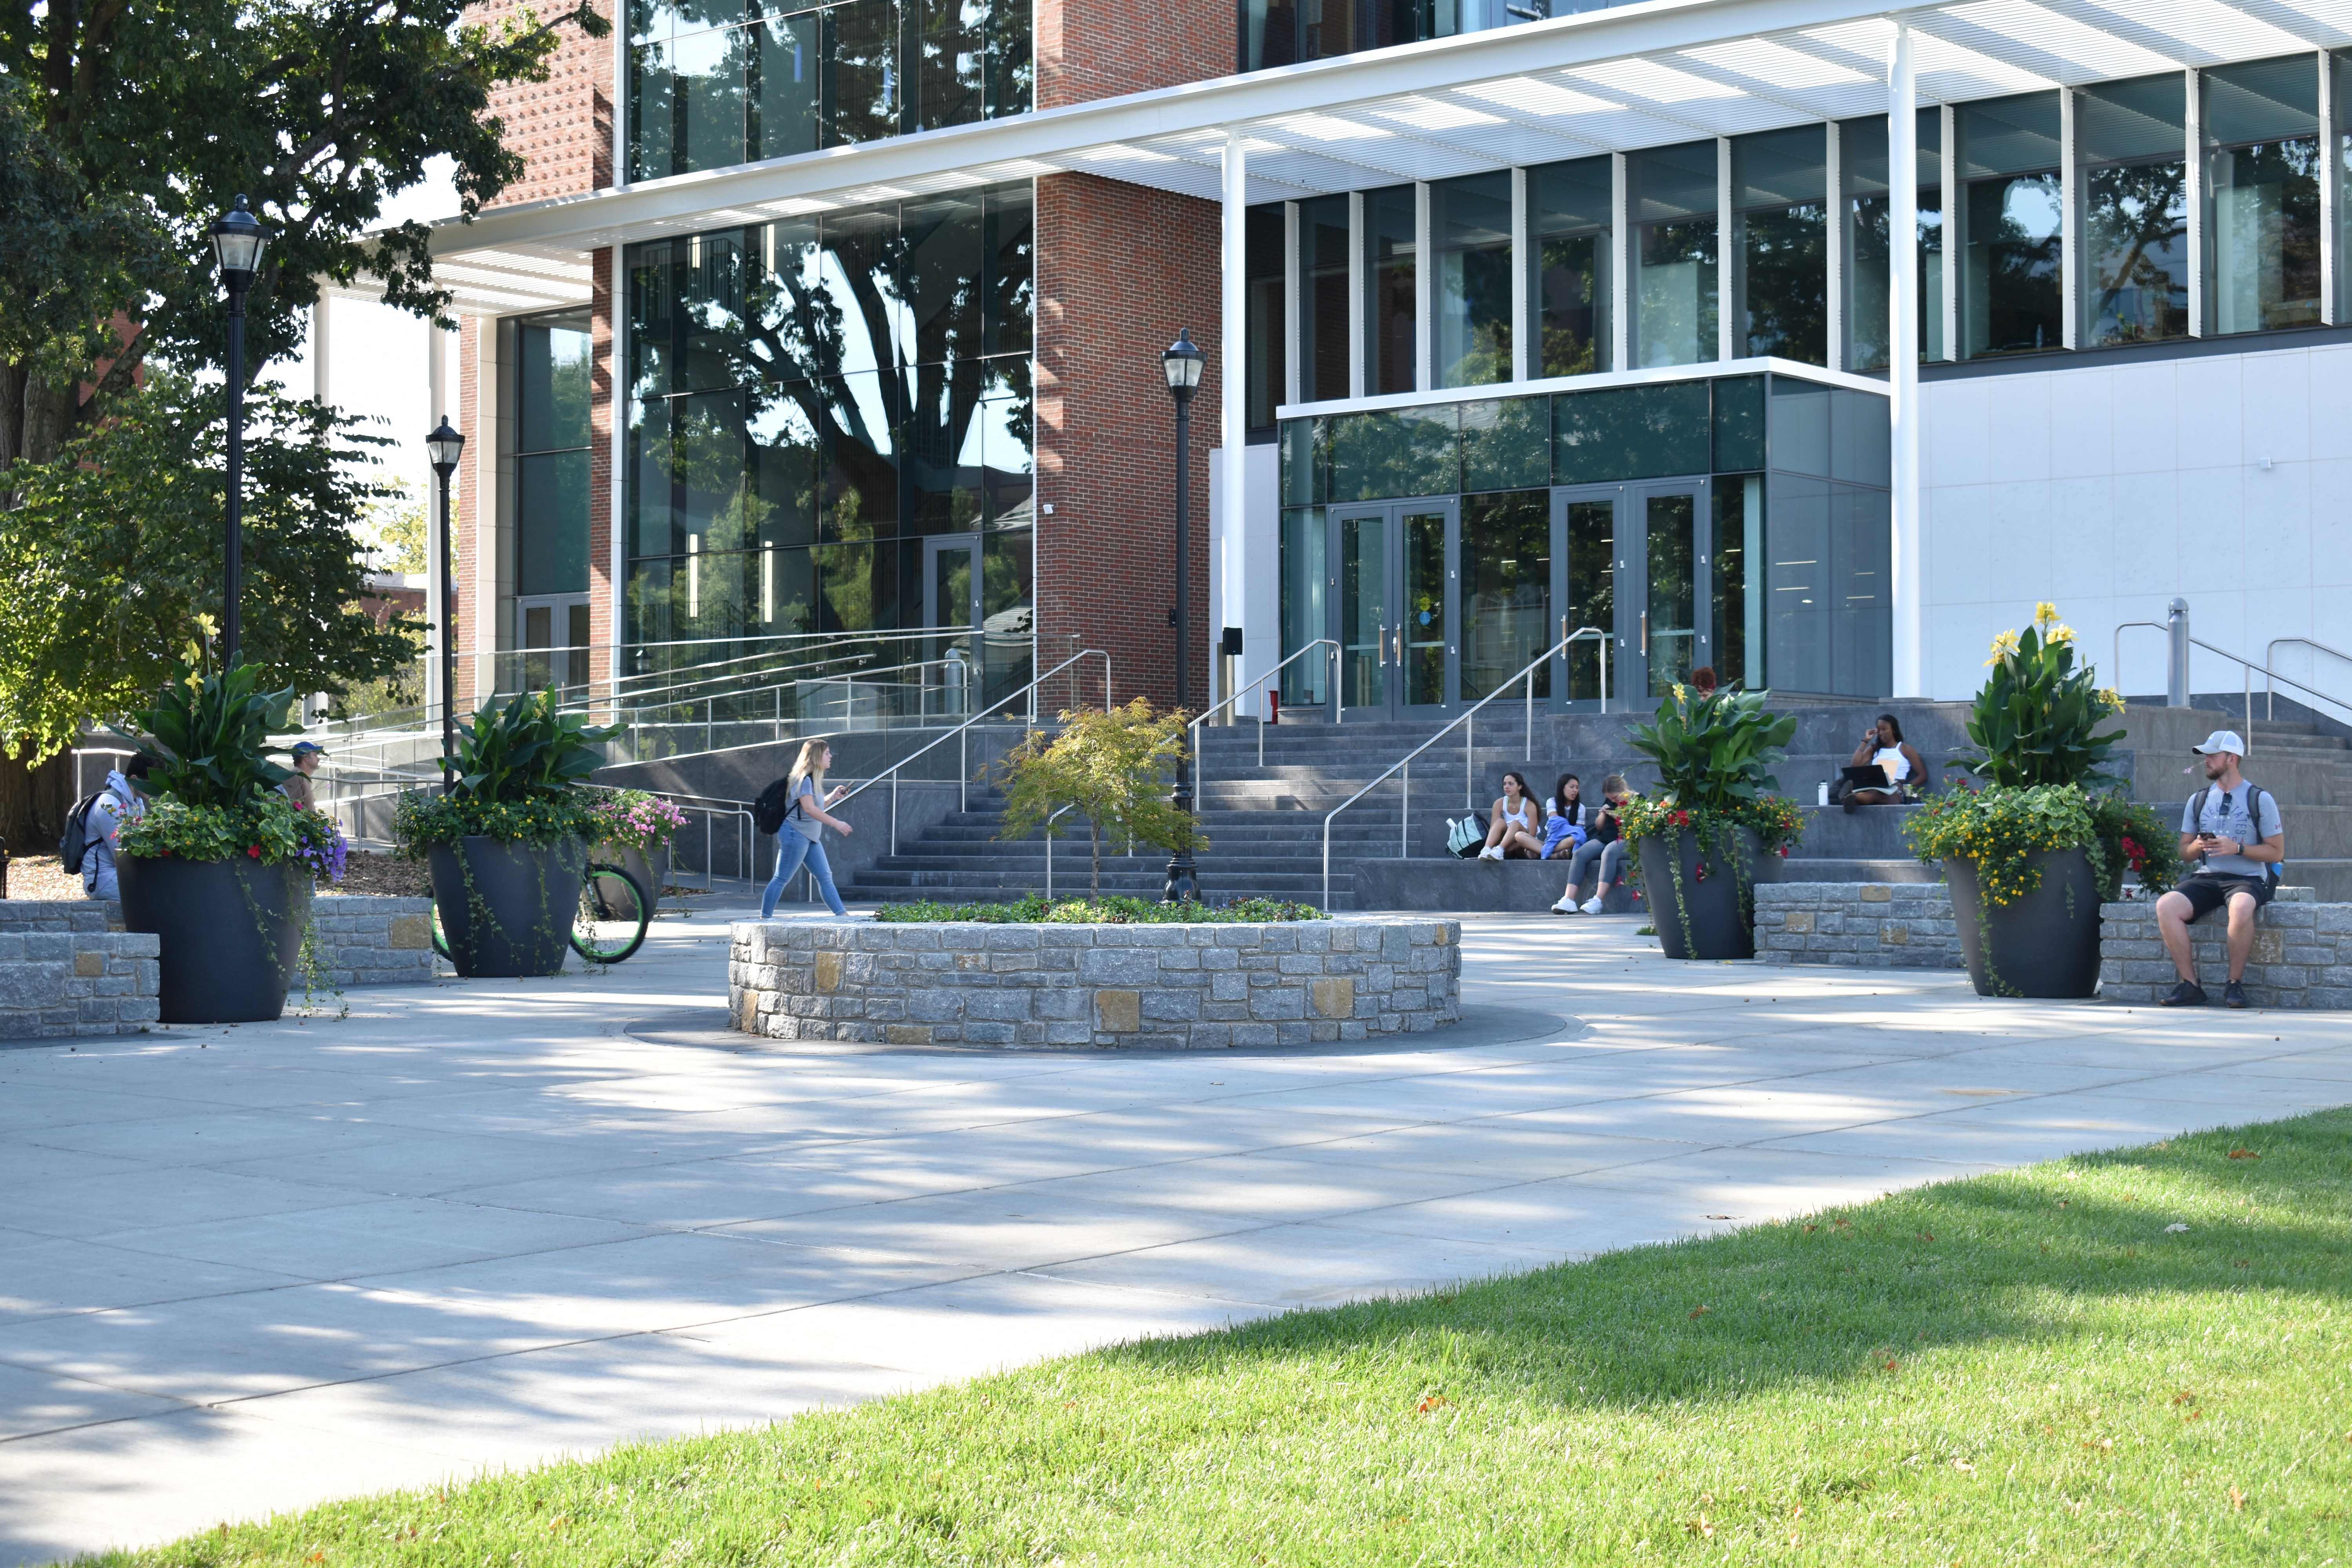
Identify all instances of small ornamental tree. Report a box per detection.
[995,701,1205,900]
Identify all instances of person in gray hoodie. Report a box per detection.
[83,756,150,902]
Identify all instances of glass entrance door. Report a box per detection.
[1617,481,1713,701]
[1551,487,1619,709]
[923,533,981,718]
[517,595,591,693]
[1328,499,1458,719]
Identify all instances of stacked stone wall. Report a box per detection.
[1755,883,1962,969]
[0,903,160,1038]
[2099,893,2352,1007]
[730,920,1461,1049]
[309,897,438,989]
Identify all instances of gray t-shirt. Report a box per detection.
[2181,784,2282,878]
[789,775,824,842]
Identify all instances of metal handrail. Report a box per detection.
[2116,624,2352,745]
[2264,637,2352,721]
[1318,628,1606,908]
[1187,639,1340,798]
[1042,803,1076,900]
[832,648,1113,855]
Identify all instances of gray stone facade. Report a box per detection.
[729,918,1463,1049]
[309,896,437,989]
[1755,882,1962,969]
[2098,889,2352,1007]
[0,902,160,1038]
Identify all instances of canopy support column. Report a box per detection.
[1889,23,1924,699]
[1221,129,1249,717]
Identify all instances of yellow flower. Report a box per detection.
[2033,601,2060,627]
[1985,628,2021,666]
[2097,687,2125,712]
[1672,682,1688,703]
[2047,622,2076,645]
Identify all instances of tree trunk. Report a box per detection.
[0,749,74,873]
[1087,820,1102,900]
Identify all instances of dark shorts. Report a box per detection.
[2174,874,2274,921]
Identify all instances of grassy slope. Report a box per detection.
[90,1112,2352,1566]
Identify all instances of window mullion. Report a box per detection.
[1510,166,1530,383]
[2186,68,2205,338]
[1610,152,1630,371]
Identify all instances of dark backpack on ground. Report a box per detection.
[2188,783,2283,884]
[58,791,107,874]
[753,776,795,837]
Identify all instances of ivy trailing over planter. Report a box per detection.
[1620,684,1804,958]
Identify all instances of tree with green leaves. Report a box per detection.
[996,701,1203,899]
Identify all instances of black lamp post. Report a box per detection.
[209,194,269,670]
[426,418,465,793]
[1161,328,1206,904]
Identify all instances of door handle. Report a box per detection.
[1376,625,1389,668]
[1641,611,1650,656]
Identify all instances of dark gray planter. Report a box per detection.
[1637,826,1780,961]
[1944,846,2103,998]
[428,836,586,978]
[117,855,312,1024]
[596,842,670,915]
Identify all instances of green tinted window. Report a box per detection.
[1551,382,1710,485]
[1712,376,1765,472]
[1280,419,1325,505]
[1459,398,1549,492]
[1329,407,1459,502]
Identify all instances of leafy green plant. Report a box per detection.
[875,895,1323,925]
[450,687,620,803]
[131,660,297,809]
[1958,602,2126,788]
[995,701,1205,900]
[1908,782,2097,908]
[1626,683,1797,813]
[120,792,345,879]
[2088,793,2185,902]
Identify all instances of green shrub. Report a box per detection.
[132,661,297,810]
[1625,682,1797,815]
[394,687,620,853]
[1958,602,2125,789]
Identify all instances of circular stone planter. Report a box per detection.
[428,836,586,978]
[117,855,312,1024]
[728,919,1462,1049]
[1944,846,2103,998]
[1636,826,1780,961]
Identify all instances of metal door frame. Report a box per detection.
[1616,476,1714,703]
[515,592,592,691]
[921,533,982,715]
[1549,483,1623,713]
[1325,496,1459,720]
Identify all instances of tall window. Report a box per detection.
[508,311,595,685]
[1731,125,1828,364]
[1432,172,1512,388]
[2080,74,2189,347]
[1298,195,1351,402]
[1529,156,1611,377]
[1958,93,2063,358]
[1364,185,1418,394]
[1245,205,1288,432]
[2206,56,2322,336]
[1843,111,1943,368]
[1631,142,1720,367]
[629,0,1030,181]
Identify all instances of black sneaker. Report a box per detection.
[2225,981,2249,1009]
[2160,980,2208,1007]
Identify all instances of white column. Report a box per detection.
[1283,200,1302,406]
[1510,165,1531,383]
[2060,87,2080,349]
[1415,180,1434,390]
[2186,67,2205,338]
[1610,152,1631,370]
[1890,24,1925,699]
[1222,130,1249,711]
[1717,137,1736,362]
[311,294,332,405]
[425,319,449,721]
[1826,121,1845,372]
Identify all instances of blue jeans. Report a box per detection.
[762,833,846,918]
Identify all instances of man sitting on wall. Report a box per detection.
[2156,730,2286,1009]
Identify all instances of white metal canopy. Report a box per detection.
[420,0,2352,286]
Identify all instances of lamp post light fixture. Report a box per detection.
[208,194,269,670]
[1160,328,1206,904]
[426,417,465,793]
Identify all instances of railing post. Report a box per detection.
[1401,761,1410,858]
[1526,666,1534,755]
[890,771,899,857]
[1465,713,1474,809]
[960,730,968,812]
[2167,597,2191,707]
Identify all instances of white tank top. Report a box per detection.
[1872,745,1911,782]
[1502,799,1533,830]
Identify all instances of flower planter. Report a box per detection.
[1944,846,2102,998]
[596,842,670,915]
[428,836,586,978]
[116,855,312,1024]
[1637,826,1779,961]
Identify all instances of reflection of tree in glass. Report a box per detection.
[1739,204,1826,364]
[1538,233,1603,377]
[2084,160,2186,345]
[1965,174,2062,355]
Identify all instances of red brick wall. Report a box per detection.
[472,0,615,206]
[1035,174,1222,711]
[1037,0,1234,108]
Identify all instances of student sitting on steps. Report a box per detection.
[2156,730,2286,1009]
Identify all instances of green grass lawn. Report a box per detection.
[89,1111,2352,1566]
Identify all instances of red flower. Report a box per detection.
[247,845,261,858]
[1777,844,1791,857]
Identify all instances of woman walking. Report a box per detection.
[760,739,855,918]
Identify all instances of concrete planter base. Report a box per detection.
[729,918,1461,1049]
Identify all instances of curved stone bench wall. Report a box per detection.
[729,919,1462,1049]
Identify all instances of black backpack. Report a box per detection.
[58,791,107,874]
[2189,783,2283,883]
[753,776,798,837]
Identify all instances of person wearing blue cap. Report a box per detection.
[2156,730,2285,1009]
[281,740,327,810]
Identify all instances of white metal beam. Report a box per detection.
[1890,22,1924,699]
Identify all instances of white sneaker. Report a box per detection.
[1579,895,1606,914]
[1478,846,1503,860]
[1550,894,1578,914]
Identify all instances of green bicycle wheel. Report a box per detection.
[571,862,651,964]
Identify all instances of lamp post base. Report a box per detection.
[1164,769,1200,904]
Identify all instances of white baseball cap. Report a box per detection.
[2191,730,2246,756]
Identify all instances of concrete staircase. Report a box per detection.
[838,698,2352,911]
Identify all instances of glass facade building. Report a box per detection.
[623,183,1034,704]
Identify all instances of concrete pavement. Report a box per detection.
[4,900,2348,1563]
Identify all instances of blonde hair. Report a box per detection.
[1601,773,1628,801]
[788,739,830,797]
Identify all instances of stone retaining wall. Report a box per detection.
[0,902,160,1038]
[729,919,1462,1049]
[1755,882,1962,969]
[310,896,437,988]
[2099,890,2351,1008]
